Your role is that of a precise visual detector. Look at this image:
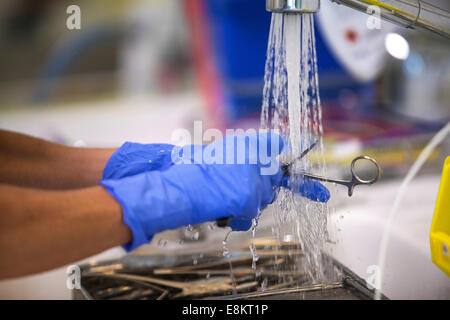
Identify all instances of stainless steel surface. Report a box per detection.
[266,0,450,38]
[266,0,321,13]
[84,272,258,299]
[74,238,387,300]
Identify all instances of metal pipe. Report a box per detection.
[266,0,450,38]
[332,0,450,38]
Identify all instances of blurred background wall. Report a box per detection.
[0,0,448,171]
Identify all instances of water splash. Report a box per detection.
[261,13,334,284]
[222,230,238,294]
[250,211,261,270]
[249,243,260,270]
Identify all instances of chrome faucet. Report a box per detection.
[266,0,321,13]
[266,0,450,38]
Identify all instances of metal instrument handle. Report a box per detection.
[300,155,382,197]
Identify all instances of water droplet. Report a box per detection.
[157,239,168,247]
[209,222,217,230]
[73,140,87,147]
[260,278,268,292]
[222,250,231,259]
[222,240,231,258]
[249,243,260,270]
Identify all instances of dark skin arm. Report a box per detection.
[0,184,132,279]
[0,130,132,279]
[0,130,115,189]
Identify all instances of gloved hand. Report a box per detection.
[103,142,207,179]
[101,132,330,251]
[103,142,175,180]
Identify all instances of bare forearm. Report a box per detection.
[0,184,132,279]
[0,129,115,189]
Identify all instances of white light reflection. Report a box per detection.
[385,33,410,60]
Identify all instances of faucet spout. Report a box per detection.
[266,0,321,13]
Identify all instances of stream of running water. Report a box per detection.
[261,13,334,284]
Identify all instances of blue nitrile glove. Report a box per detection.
[103,141,329,204]
[101,133,330,251]
[102,142,208,180]
[103,142,175,179]
[102,132,285,251]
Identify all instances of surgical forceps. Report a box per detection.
[217,142,382,227]
[284,143,382,197]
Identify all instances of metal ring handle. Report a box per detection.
[350,156,382,185]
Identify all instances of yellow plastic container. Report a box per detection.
[430,156,450,277]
